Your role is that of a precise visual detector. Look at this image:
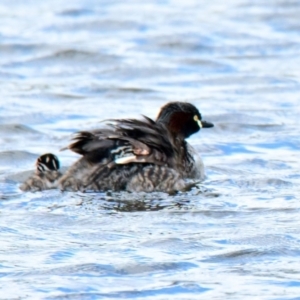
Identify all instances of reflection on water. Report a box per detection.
[1,0,300,298]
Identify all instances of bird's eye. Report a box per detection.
[193,115,202,128]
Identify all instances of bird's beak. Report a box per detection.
[198,120,214,128]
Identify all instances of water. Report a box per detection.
[1,0,300,299]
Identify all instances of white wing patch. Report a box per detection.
[115,155,148,165]
[115,155,137,164]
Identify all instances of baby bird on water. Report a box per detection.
[20,153,62,191]
[20,102,213,193]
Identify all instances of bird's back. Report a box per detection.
[58,116,190,192]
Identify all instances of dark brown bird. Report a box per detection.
[21,102,213,193]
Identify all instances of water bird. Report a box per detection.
[20,153,62,191]
[21,102,213,193]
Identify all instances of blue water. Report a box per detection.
[1,0,300,299]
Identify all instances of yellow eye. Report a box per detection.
[193,115,202,128]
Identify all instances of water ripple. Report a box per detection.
[1,0,300,299]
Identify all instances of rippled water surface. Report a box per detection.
[1,0,300,299]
